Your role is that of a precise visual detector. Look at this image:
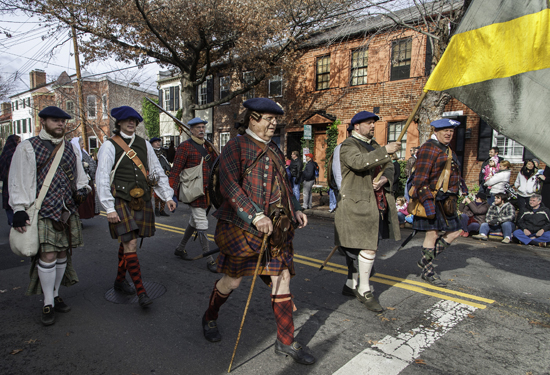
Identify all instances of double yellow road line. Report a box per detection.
[295,254,495,309]
[100,213,494,309]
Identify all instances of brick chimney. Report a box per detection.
[1,102,11,115]
[29,69,47,89]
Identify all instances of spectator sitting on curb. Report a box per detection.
[396,196,410,228]
[512,194,550,246]
[459,192,489,237]
[472,193,516,243]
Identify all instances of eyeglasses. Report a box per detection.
[261,116,278,124]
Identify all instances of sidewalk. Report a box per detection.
[302,191,550,250]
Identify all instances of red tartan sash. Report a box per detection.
[373,165,387,212]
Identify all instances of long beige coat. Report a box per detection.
[335,137,401,249]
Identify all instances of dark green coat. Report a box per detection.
[335,136,401,249]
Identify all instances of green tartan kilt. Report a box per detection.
[38,213,84,252]
[108,198,155,242]
[26,214,82,296]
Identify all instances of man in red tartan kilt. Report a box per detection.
[201,98,315,365]
[169,117,218,273]
[96,106,175,308]
[411,118,468,287]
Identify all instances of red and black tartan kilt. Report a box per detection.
[78,184,97,219]
[109,197,155,242]
[214,220,295,282]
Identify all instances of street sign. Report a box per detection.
[304,124,312,140]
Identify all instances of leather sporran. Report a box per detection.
[442,195,458,216]
[269,209,291,258]
[129,187,145,211]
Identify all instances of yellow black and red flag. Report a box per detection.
[425,0,550,162]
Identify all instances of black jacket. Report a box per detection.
[301,160,316,182]
[289,158,303,180]
[518,203,550,233]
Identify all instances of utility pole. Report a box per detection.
[71,24,88,151]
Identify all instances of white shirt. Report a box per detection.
[9,139,91,213]
[96,131,174,214]
[332,143,343,190]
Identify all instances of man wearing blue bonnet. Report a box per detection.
[334,111,401,313]
[96,106,175,308]
[10,105,91,325]
[410,118,467,287]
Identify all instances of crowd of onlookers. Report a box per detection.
[399,145,550,247]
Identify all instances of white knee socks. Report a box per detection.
[357,251,375,296]
[54,257,67,298]
[37,259,56,306]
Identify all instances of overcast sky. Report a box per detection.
[0,12,161,100]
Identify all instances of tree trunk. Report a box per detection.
[180,74,195,124]
[416,90,452,145]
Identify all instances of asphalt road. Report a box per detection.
[1,206,549,375]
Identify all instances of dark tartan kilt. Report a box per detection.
[412,200,461,232]
[109,198,155,242]
[215,220,295,282]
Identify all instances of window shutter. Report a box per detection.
[477,119,492,161]
[169,87,175,111]
[174,86,180,110]
[207,78,214,103]
[159,89,163,108]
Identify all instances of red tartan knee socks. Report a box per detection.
[204,280,231,321]
[124,252,146,296]
[116,244,126,283]
[272,294,295,346]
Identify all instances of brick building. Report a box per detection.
[157,2,538,189]
[9,70,156,151]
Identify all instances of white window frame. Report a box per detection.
[88,136,98,151]
[492,130,524,163]
[220,132,231,149]
[164,89,170,110]
[66,100,75,120]
[219,76,230,105]
[243,71,255,100]
[268,73,283,98]
[387,121,406,159]
[102,95,108,119]
[197,80,208,105]
[87,95,97,119]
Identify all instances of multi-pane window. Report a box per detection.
[316,55,331,90]
[16,120,21,133]
[22,119,27,133]
[26,98,30,106]
[220,132,231,149]
[391,38,412,81]
[88,136,98,151]
[351,49,368,86]
[220,76,230,104]
[493,131,524,163]
[197,80,209,105]
[387,121,407,159]
[243,71,255,100]
[268,74,283,97]
[66,101,75,118]
[102,95,108,119]
[164,89,170,110]
[87,95,97,118]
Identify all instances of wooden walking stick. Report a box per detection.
[373,91,429,183]
[319,245,339,271]
[227,233,270,373]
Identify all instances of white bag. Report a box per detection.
[179,158,205,203]
[10,141,65,257]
